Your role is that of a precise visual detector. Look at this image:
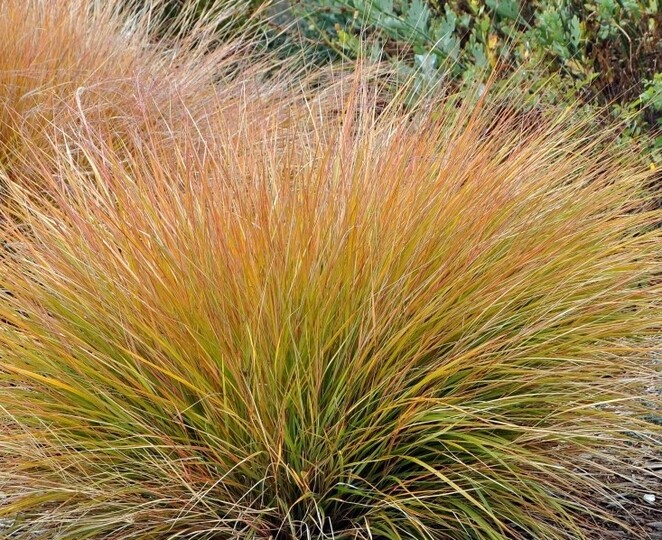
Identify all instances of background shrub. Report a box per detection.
[158,0,661,167]
[293,0,661,162]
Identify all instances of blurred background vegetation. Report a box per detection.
[152,0,661,166]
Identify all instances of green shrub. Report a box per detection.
[271,0,662,165]
[146,0,662,168]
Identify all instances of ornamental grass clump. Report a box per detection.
[0,78,660,538]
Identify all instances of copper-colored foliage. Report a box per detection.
[0,2,659,539]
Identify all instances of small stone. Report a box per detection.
[648,522,662,531]
[643,493,656,504]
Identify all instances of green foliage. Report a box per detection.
[282,0,661,162]
[141,0,661,164]
[642,72,662,114]
[640,73,662,152]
